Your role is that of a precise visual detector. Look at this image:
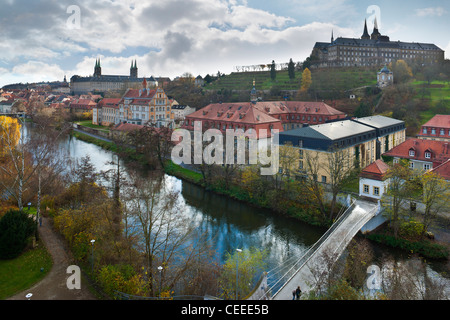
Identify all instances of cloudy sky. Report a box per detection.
[0,0,449,87]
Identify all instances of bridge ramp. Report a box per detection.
[272,200,378,300]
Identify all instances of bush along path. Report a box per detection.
[8,216,96,300]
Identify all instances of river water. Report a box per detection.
[24,123,450,298]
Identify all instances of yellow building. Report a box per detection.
[277,116,406,183]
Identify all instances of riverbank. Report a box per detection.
[69,127,449,260]
[71,128,328,228]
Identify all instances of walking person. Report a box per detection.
[295,285,302,300]
[292,289,296,300]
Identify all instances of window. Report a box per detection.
[363,185,369,194]
[409,162,414,169]
[423,128,427,134]
[409,150,415,157]
[373,187,380,196]
[425,152,431,159]
[440,129,445,135]
[321,176,327,183]
[424,164,431,170]
[431,129,436,135]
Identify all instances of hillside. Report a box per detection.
[203,67,379,97]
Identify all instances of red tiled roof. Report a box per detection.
[431,159,450,181]
[122,88,156,99]
[254,101,346,117]
[69,99,97,109]
[187,102,281,124]
[383,138,450,164]
[421,114,450,128]
[360,159,390,181]
[97,98,121,108]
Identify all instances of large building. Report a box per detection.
[277,115,406,183]
[70,59,157,95]
[182,82,346,137]
[383,138,450,172]
[311,19,445,68]
[117,80,174,128]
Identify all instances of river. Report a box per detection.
[24,122,450,298]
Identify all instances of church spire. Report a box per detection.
[371,17,381,40]
[361,19,370,39]
[331,29,334,43]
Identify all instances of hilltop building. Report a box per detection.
[70,59,158,95]
[377,65,393,88]
[311,19,444,68]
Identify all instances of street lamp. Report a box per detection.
[158,266,163,299]
[90,239,95,273]
[236,248,242,300]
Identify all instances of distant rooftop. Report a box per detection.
[353,115,404,129]
[281,120,374,141]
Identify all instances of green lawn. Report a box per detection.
[76,120,110,132]
[0,241,53,299]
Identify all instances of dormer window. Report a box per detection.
[423,128,427,134]
[425,151,431,159]
[409,149,415,157]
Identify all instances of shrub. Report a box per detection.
[0,210,37,259]
[399,219,425,241]
[97,264,148,298]
[366,233,448,260]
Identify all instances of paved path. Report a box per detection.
[8,216,97,300]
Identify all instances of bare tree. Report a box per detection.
[323,147,355,220]
[303,151,327,218]
[124,171,213,296]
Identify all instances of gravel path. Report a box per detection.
[8,216,97,300]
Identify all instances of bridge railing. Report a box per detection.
[268,198,357,299]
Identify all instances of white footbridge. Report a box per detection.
[246,197,380,300]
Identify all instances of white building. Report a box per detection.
[359,159,391,200]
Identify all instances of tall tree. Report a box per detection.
[270,60,276,81]
[381,161,414,238]
[420,171,449,239]
[300,68,312,92]
[218,248,267,300]
[324,147,355,220]
[288,58,295,80]
[124,171,212,296]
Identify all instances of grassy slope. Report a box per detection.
[0,241,53,299]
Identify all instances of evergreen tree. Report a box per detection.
[0,210,37,259]
[288,58,295,80]
[270,60,276,81]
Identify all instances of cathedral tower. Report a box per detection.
[130,60,138,78]
[94,58,102,77]
[371,17,381,40]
